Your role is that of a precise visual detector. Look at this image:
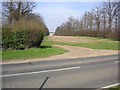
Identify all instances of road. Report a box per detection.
[1,54,119,89]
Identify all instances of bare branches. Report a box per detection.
[55,1,119,40]
[2,1,36,24]
[103,1,118,30]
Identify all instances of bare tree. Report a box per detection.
[94,7,101,31]
[55,1,119,40]
[87,11,94,31]
[82,12,88,30]
[101,7,107,37]
[2,0,35,24]
[2,1,14,24]
[103,1,118,32]
[93,7,102,36]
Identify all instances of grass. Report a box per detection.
[112,85,120,89]
[47,36,119,50]
[54,41,119,50]
[105,85,120,90]
[2,36,119,61]
[2,47,68,61]
[76,36,114,41]
[2,37,68,61]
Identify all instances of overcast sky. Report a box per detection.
[34,2,102,32]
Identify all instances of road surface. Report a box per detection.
[1,54,119,89]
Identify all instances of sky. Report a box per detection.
[33,2,102,32]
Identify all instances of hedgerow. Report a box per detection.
[2,18,44,50]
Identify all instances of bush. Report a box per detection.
[25,30,44,48]
[2,29,26,50]
[2,18,44,50]
[2,28,13,49]
[108,31,120,41]
[2,29,44,50]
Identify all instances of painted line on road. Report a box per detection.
[101,83,120,89]
[1,66,80,77]
[115,61,119,63]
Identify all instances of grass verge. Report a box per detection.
[104,85,120,90]
[2,37,68,61]
[112,85,120,89]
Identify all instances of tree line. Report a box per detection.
[2,1,49,50]
[55,1,119,41]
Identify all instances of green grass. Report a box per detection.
[2,37,68,61]
[2,47,68,61]
[76,36,114,41]
[45,36,119,50]
[105,85,120,90]
[54,41,119,50]
[2,36,119,61]
[112,85,120,89]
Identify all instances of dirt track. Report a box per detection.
[52,45,118,59]
[44,36,118,60]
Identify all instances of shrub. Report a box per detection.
[25,29,44,48]
[2,29,26,50]
[2,28,13,49]
[2,29,44,50]
[108,31,120,41]
[2,18,44,50]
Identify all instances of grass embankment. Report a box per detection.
[49,36,119,50]
[2,37,68,61]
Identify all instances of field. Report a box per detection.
[2,36,119,62]
[49,36,119,50]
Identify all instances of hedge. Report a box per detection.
[2,29,44,50]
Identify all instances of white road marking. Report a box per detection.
[115,61,119,63]
[1,66,80,77]
[101,83,120,89]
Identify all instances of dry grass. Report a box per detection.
[49,36,95,43]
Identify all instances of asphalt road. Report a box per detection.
[1,54,119,89]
